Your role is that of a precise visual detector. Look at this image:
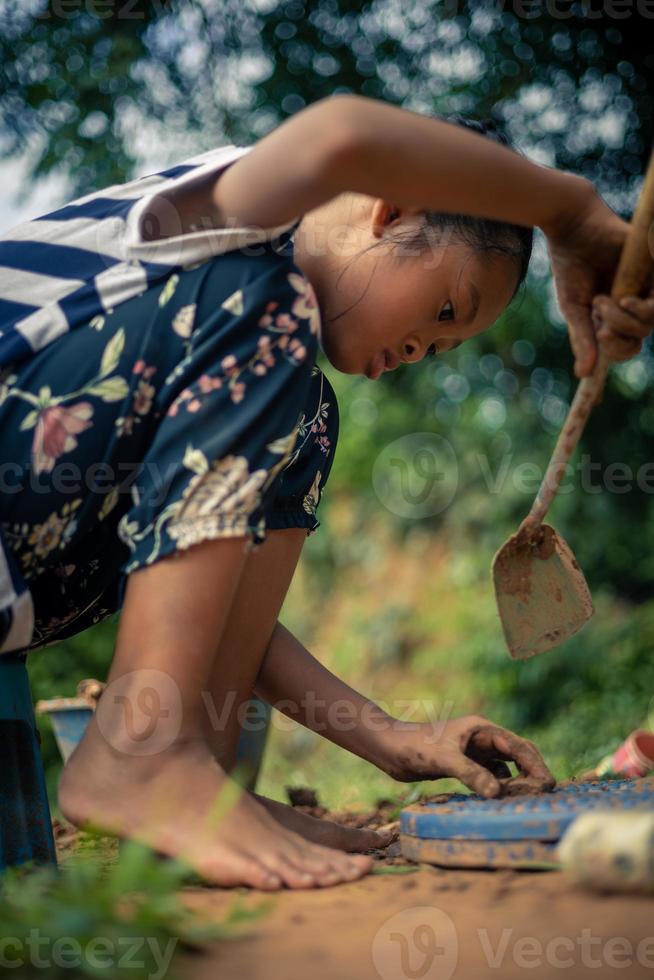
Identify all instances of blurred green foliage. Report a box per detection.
[2,2,654,807]
[0,837,265,978]
[2,1,653,197]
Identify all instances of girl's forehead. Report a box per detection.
[410,245,516,297]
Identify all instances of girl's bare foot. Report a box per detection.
[59,719,372,890]
[255,794,394,852]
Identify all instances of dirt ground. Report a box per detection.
[53,789,654,980]
[180,866,654,980]
[176,790,654,980]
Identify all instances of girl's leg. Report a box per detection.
[59,536,372,889]
[202,529,306,771]
[202,528,391,852]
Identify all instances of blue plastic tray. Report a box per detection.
[400,779,654,843]
[400,836,559,869]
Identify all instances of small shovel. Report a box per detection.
[493,154,654,659]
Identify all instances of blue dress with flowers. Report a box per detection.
[0,228,339,651]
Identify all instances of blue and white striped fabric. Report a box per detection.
[0,143,299,653]
[0,143,299,370]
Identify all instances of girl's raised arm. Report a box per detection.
[213,94,588,235]
[219,96,636,376]
[165,94,635,376]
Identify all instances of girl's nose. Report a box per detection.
[403,337,423,363]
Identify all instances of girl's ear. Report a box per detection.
[371,199,397,238]
[370,200,421,238]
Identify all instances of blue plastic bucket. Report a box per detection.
[37,694,271,789]
[35,698,94,764]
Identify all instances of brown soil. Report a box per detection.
[52,816,81,856]
[181,863,654,980]
[54,789,654,979]
[178,788,653,980]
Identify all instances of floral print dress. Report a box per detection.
[0,230,339,650]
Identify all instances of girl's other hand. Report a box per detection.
[590,293,654,363]
[381,714,556,799]
[546,184,636,378]
[546,182,654,377]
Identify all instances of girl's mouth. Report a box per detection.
[366,349,399,380]
[365,350,386,380]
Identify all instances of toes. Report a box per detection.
[237,858,284,892]
[209,820,374,892]
[263,843,359,890]
[344,854,374,878]
[263,855,318,890]
[275,833,372,887]
[259,829,339,887]
[315,854,372,886]
[205,852,283,891]
[352,828,395,852]
[302,845,373,886]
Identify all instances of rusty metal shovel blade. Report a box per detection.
[492,524,594,660]
[493,150,654,660]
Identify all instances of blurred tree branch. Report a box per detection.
[1,1,651,200]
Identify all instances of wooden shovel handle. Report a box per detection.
[524,152,654,529]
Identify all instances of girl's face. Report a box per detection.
[293,196,520,378]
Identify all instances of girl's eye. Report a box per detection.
[426,302,454,357]
[439,300,454,322]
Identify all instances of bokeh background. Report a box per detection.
[3,0,654,809]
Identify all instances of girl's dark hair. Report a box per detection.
[432,116,533,290]
[385,116,534,294]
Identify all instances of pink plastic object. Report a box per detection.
[595,730,654,779]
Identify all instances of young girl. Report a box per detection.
[1,95,652,890]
